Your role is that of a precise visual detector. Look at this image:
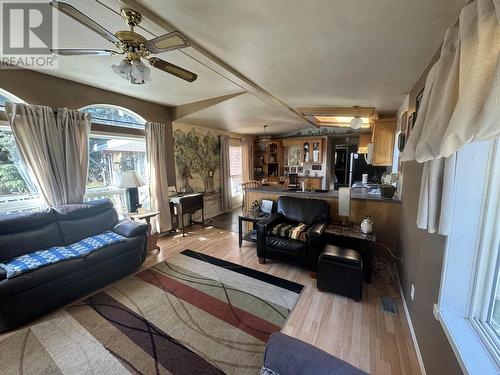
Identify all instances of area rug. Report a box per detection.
[0,250,303,375]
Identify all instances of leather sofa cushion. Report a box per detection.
[0,258,85,299]
[266,236,306,256]
[270,222,309,242]
[54,200,118,245]
[277,196,329,225]
[0,210,63,262]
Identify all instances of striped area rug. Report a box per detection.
[0,250,303,375]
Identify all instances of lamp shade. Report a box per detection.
[117,170,144,188]
[338,187,351,217]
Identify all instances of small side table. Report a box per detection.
[238,212,270,247]
[130,211,160,253]
[323,224,376,283]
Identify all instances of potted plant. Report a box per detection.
[380,173,398,199]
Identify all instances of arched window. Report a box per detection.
[0,88,25,109]
[82,104,149,212]
[80,104,146,129]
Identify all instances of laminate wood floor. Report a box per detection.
[147,225,421,375]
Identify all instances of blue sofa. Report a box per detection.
[0,199,147,332]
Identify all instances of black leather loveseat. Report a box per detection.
[256,196,329,274]
[0,199,147,332]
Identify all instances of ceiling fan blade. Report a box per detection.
[144,31,191,53]
[51,48,119,56]
[149,57,197,82]
[50,1,120,45]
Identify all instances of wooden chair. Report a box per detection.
[241,180,262,209]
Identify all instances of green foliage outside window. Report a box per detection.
[0,131,29,195]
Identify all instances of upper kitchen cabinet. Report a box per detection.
[371,118,396,166]
[302,139,323,163]
[283,140,301,166]
[357,133,371,154]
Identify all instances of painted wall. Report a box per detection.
[397,48,463,375]
[173,122,251,218]
[0,68,176,183]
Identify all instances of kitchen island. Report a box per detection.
[244,185,400,253]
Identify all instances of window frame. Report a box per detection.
[437,139,500,374]
[80,104,146,129]
[229,143,243,198]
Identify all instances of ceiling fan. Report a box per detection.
[49,1,197,84]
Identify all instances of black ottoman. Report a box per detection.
[317,245,363,301]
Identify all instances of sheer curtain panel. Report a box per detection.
[145,121,172,233]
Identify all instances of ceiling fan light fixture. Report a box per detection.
[111,59,132,80]
[130,59,151,84]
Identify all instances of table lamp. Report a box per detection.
[338,187,352,226]
[117,170,144,213]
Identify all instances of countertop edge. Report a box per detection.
[246,187,401,203]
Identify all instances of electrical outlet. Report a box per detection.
[410,284,415,301]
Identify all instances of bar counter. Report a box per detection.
[246,185,401,203]
[244,185,401,253]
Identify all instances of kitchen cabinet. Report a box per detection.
[284,142,302,166]
[265,141,282,181]
[302,139,323,163]
[357,134,371,154]
[371,118,396,166]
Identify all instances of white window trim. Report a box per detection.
[437,139,500,374]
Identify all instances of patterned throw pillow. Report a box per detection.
[270,223,309,242]
[0,230,126,279]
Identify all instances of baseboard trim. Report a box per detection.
[398,281,427,375]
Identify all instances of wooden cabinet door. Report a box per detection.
[372,119,396,166]
[358,134,371,154]
[311,139,322,163]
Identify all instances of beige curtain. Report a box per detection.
[220,134,232,211]
[5,103,90,206]
[400,0,499,235]
[145,121,172,233]
[242,138,254,181]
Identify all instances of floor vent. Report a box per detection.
[381,296,398,315]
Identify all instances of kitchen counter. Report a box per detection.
[244,185,401,251]
[247,185,401,203]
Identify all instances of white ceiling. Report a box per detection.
[174,93,307,134]
[28,0,464,133]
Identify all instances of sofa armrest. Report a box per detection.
[306,220,329,271]
[256,213,281,259]
[113,220,148,238]
[256,213,281,231]
[307,221,329,238]
[262,332,367,375]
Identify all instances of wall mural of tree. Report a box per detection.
[174,128,220,194]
